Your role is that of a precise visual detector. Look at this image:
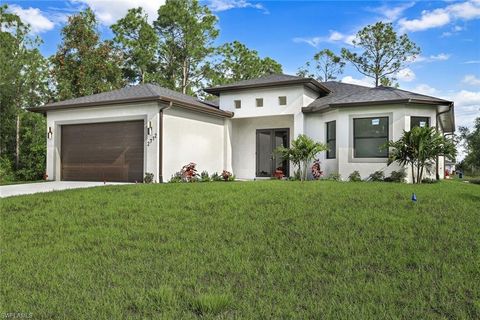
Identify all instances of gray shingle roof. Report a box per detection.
[204,73,330,95]
[304,81,452,112]
[30,83,232,117]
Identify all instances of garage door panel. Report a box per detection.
[61,121,144,182]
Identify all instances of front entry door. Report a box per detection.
[256,128,289,177]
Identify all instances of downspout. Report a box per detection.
[158,101,173,183]
[435,102,454,180]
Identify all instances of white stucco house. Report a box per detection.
[29,74,455,183]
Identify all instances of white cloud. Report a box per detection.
[293,36,323,47]
[398,8,450,32]
[430,53,450,61]
[369,2,415,22]
[209,0,267,13]
[413,84,439,96]
[341,76,374,87]
[464,60,480,64]
[397,68,416,82]
[410,53,451,63]
[9,5,55,34]
[71,0,165,25]
[398,0,480,32]
[293,30,355,48]
[462,75,480,86]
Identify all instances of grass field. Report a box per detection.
[1,180,479,319]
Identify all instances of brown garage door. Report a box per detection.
[61,121,144,182]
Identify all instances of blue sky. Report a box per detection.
[5,0,480,130]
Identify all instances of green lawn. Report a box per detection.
[1,181,479,319]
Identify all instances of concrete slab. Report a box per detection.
[0,181,130,198]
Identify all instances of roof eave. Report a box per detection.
[28,95,233,118]
[204,79,331,96]
[302,98,452,113]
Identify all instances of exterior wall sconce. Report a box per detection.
[147,121,153,135]
[47,127,53,139]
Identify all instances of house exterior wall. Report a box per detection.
[304,104,440,182]
[162,107,226,181]
[45,101,160,182]
[231,115,294,180]
[218,85,305,118]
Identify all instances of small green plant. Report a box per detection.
[190,293,232,316]
[169,172,183,183]
[211,172,223,181]
[348,170,362,182]
[421,177,438,184]
[200,171,211,182]
[368,171,385,182]
[276,134,328,181]
[143,172,154,183]
[326,172,341,181]
[384,169,407,182]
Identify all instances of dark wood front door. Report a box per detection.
[61,121,144,182]
[256,128,289,177]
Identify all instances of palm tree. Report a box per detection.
[386,126,456,183]
[276,134,328,181]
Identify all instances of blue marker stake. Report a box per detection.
[412,193,417,202]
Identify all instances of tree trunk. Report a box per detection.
[182,59,188,94]
[419,164,425,183]
[411,163,415,184]
[303,161,308,181]
[417,163,422,184]
[15,114,20,170]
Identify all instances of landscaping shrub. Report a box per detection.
[421,178,438,184]
[181,163,199,182]
[368,170,385,181]
[211,172,223,182]
[221,170,235,181]
[143,172,154,183]
[469,179,480,185]
[311,159,323,180]
[0,156,15,183]
[273,168,284,179]
[169,173,182,183]
[326,172,341,181]
[200,171,211,182]
[384,169,407,183]
[348,170,362,182]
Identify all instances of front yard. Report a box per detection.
[1,181,479,319]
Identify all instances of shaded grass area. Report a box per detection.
[1,181,479,319]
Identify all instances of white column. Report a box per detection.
[223,118,233,172]
[293,112,304,138]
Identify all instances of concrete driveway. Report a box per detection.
[0,181,130,198]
